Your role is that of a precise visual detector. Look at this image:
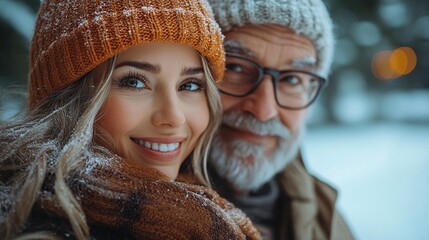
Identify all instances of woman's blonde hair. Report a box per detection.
[191,55,222,186]
[0,54,221,239]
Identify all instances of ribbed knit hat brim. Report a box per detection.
[29,0,224,108]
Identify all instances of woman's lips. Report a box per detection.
[131,137,184,160]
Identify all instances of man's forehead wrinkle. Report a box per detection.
[224,39,255,57]
[225,34,317,69]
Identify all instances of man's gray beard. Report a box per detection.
[209,111,303,192]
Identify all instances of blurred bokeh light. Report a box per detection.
[372,47,417,80]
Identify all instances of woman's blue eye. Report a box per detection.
[182,82,199,91]
[123,78,145,88]
[180,79,206,91]
[113,72,149,91]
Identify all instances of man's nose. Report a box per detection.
[241,76,278,121]
[151,93,186,128]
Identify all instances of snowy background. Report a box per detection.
[1,0,429,239]
[303,122,429,240]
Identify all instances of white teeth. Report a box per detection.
[159,144,168,152]
[167,143,177,151]
[152,143,159,151]
[136,140,180,152]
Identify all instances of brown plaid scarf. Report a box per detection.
[39,159,261,239]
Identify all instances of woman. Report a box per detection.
[0,0,261,239]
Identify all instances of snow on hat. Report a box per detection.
[29,0,224,108]
[208,0,334,77]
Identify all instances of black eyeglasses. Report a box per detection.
[217,54,327,109]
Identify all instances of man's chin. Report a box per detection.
[209,111,304,192]
[209,141,288,192]
[209,132,302,192]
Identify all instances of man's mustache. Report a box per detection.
[221,111,291,139]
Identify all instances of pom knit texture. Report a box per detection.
[208,0,334,76]
[29,0,224,107]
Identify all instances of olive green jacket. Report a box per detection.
[277,156,355,240]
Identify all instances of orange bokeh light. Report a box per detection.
[371,47,417,80]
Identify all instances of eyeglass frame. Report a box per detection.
[218,53,328,110]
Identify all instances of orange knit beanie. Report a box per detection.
[29,0,224,108]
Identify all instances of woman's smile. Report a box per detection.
[130,137,184,160]
[95,43,210,179]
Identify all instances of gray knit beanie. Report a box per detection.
[208,0,335,77]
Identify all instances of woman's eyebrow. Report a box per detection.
[115,61,161,73]
[181,67,204,76]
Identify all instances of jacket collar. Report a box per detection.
[276,152,338,239]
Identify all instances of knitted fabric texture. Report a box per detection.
[207,0,334,76]
[38,160,262,239]
[29,0,224,107]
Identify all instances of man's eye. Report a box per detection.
[280,75,301,85]
[226,63,244,73]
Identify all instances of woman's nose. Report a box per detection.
[151,92,186,128]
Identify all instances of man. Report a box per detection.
[207,0,355,239]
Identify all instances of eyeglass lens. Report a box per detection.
[217,56,323,109]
